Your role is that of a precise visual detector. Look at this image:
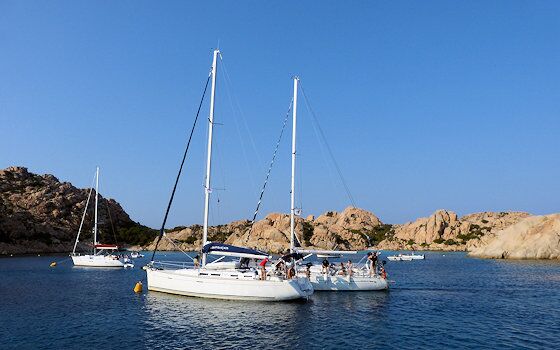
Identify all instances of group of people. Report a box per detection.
[318,251,385,279]
[321,259,355,276]
[367,251,387,279]
[191,250,387,280]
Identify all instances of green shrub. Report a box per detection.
[302,222,314,246]
[334,234,350,248]
[178,236,197,245]
[353,224,395,245]
[433,238,445,244]
[116,224,158,246]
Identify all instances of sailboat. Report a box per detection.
[71,167,131,268]
[288,77,388,291]
[146,50,313,301]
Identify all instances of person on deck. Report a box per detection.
[259,258,269,280]
[193,254,200,268]
[321,258,330,274]
[346,260,354,276]
[380,265,387,279]
[338,262,347,276]
[368,252,378,276]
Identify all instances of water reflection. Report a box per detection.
[142,290,390,349]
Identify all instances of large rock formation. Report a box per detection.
[148,207,539,255]
[0,166,144,255]
[468,214,560,259]
[151,207,385,254]
[377,210,530,251]
[2,167,552,259]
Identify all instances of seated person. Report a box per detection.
[338,262,347,276]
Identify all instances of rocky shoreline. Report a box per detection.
[0,166,155,255]
[2,166,558,259]
[146,207,560,260]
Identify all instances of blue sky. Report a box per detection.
[1,1,559,228]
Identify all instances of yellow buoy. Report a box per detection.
[134,281,143,293]
[50,262,57,267]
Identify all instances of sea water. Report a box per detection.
[0,252,558,349]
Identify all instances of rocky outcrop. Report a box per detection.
[152,207,384,254]
[468,214,560,259]
[377,210,530,251]
[144,220,253,252]
[148,207,539,255]
[0,166,142,255]
[2,167,551,259]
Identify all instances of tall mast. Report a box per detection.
[93,166,99,254]
[202,49,219,266]
[290,77,299,253]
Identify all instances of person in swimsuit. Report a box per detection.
[259,258,269,280]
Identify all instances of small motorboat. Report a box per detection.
[409,253,425,260]
[387,253,419,261]
[123,256,134,268]
[130,252,144,259]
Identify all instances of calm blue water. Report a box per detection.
[1,252,559,349]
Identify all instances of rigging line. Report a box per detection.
[104,199,118,247]
[73,172,96,254]
[308,101,339,201]
[247,99,293,235]
[219,55,270,206]
[151,73,212,262]
[218,55,259,198]
[219,54,264,167]
[163,235,195,261]
[299,83,357,208]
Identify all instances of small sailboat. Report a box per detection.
[287,77,388,291]
[146,50,313,301]
[71,167,131,268]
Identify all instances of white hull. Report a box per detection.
[147,268,313,301]
[72,255,125,267]
[409,254,425,260]
[387,254,424,261]
[309,273,388,291]
[306,266,388,291]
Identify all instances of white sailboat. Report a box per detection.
[71,167,130,268]
[146,50,313,301]
[289,77,388,291]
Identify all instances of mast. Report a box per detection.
[93,166,99,255]
[202,49,219,266]
[290,77,299,253]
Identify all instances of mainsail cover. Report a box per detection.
[202,242,270,259]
